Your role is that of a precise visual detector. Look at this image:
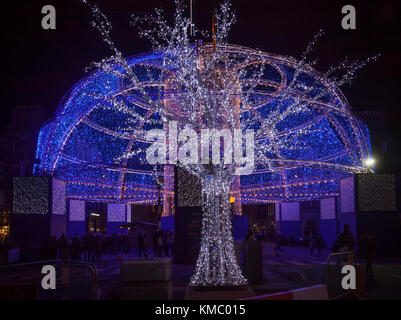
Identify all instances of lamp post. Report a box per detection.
[156,177,163,229]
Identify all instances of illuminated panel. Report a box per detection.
[177,167,201,207]
[340,176,355,213]
[69,199,85,221]
[52,178,66,215]
[13,177,49,214]
[280,202,300,221]
[320,197,336,220]
[162,165,175,216]
[275,203,280,221]
[126,204,132,222]
[358,174,396,211]
[107,203,126,222]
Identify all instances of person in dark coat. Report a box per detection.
[333,224,355,253]
[122,234,129,253]
[58,234,68,262]
[152,230,158,257]
[315,233,325,256]
[156,230,163,257]
[111,234,118,254]
[67,236,73,259]
[95,235,103,263]
[71,235,82,260]
[359,231,376,278]
[118,234,123,253]
[82,234,88,261]
[163,232,169,257]
[167,231,174,257]
[309,232,317,255]
[88,232,96,262]
[137,232,147,258]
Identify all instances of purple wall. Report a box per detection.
[232,215,248,241]
[280,221,302,241]
[319,219,337,249]
[67,221,85,237]
[161,215,175,232]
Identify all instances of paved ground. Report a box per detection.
[95,245,401,300]
[1,245,399,299]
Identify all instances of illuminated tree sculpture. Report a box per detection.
[72,0,377,286]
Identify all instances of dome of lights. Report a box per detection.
[34,44,372,204]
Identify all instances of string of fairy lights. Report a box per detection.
[33,0,376,286]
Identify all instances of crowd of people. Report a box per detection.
[39,229,176,263]
[149,229,175,258]
[10,222,378,279]
[40,232,130,263]
[304,232,326,256]
[246,227,284,255]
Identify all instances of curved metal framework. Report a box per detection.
[34,44,372,204]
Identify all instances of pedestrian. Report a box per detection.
[122,234,129,253]
[58,233,68,262]
[118,234,123,253]
[274,231,283,256]
[82,234,88,261]
[137,231,147,258]
[163,232,169,257]
[112,234,118,254]
[104,236,111,254]
[334,224,355,253]
[67,236,73,259]
[167,231,174,257]
[156,230,163,257]
[88,232,96,262]
[95,235,103,263]
[315,233,325,256]
[359,231,376,278]
[71,234,82,260]
[152,230,158,257]
[310,233,317,255]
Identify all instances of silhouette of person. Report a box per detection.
[137,232,147,258]
[359,231,376,278]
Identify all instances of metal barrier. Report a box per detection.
[0,259,98,300]
[263,241,277,256]
[325,251,362,299]
[326,250,355,265]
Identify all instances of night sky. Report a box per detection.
[2,0,400,158]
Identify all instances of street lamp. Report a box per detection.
[364,157,375,173]
[364,157,375,167]
[156,177,164,229]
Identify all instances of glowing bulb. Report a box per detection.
[364,158,375,167]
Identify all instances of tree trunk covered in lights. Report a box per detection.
[190,170,247,286]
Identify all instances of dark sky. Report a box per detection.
[1,0,400,141]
